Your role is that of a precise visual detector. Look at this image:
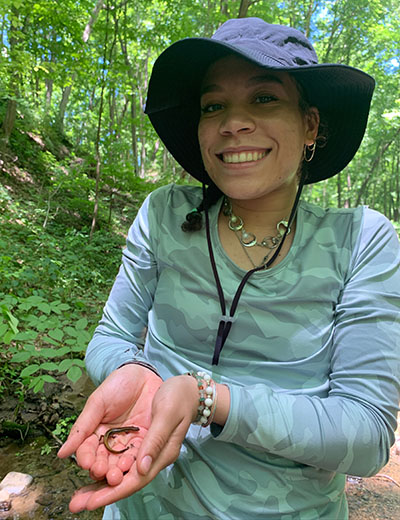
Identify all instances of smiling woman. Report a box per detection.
[197,56,319,207]
[58,17,400,520]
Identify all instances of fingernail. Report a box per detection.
[141,455,152,475]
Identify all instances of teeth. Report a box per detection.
[222,151,266,163]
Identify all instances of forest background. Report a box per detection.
[0,0,399,422]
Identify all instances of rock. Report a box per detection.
[35,492,53,506]
[0,471,33,495]
[0,490,10,502]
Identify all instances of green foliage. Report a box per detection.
[0,173,155,399]
[52,414,78,442]
[0,0,399,402]
[1,295,90,393]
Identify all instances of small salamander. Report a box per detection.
[102,426,140,454]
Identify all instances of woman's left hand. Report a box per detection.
[67,374,199,513]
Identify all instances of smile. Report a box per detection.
[219,150,268,164]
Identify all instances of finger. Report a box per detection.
[117,452,136,473]
[136,414,188,476]
[105,465,124,486]
[75,433,103,470]
[69,481,107,513]
[88,443,111,479]
[58,394,105,458]
[135,377,196,476]
[74,466,147,511]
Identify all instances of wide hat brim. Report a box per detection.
[145,36,375,185]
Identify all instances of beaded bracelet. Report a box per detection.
[186,371,217,427]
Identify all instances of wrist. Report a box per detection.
[212,383,230,426]
[118,360,162,379]
[185,371,218,427]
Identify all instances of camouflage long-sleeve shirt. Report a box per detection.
[86,184,400,520]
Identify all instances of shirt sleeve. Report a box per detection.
[85,190,160,386]
[212,209,400,477]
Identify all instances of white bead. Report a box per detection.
[205,386,213,395]
[205,398,213,407]
[197,371,204,377]
[200,416,208,424]
[202,408,211,417]
[203,374,211,382]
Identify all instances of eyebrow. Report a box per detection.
[201,73,284,95]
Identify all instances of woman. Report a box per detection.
[58,18,400,519]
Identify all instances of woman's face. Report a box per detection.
[198,55,319,204]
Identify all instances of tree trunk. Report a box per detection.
[119,5,139,175]
[344,171,351,208]
[55,1,104,135]
[220,0,229,16]
[83,0,105,43]
[90,3,111,240]
[304,0,315,37]
[1,6,22,146]
[130,96,139,176]
[238,0,251,17]
[337,171,342,208]
[56,82,73,134]
[355,127,400,206]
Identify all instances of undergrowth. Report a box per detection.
[0,161,155,401]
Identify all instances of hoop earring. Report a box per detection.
[303,142,316,162]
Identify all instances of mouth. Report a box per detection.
[218,150,269,164]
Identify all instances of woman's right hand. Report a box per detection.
[57,364,162,487]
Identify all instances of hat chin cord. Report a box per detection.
[204,169,307,365]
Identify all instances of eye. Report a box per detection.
[201,103,223,114]
[255,94,278,104]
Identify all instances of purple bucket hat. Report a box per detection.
[145,18,375,184]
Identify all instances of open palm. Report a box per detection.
[58,364,162,510]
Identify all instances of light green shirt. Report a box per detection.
[86,184,400,520]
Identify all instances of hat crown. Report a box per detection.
[212,18,318,68]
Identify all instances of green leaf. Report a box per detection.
[58,358,74,371]
[40,362,59,371]
[42,336,62,346]
[41,374,58,383]
[38,303,51,314]
[57,303,71,311]
[64,326,78,337]
[1,305,19,333]
[21,364,40,377]
[71,345,86,353]
[76,318,88,330]
[14,330,38,341]
[25,295,44,304]
[38,347,69,358]
[67,365,82,383]
[33,379,45,393]
[48,328,64,342]
[0,323,8,336]
[11,351,32,363]
[72,358,85,367]
[3,330,16,344]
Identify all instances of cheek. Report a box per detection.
[198,125,212,162]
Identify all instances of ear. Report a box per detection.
[305,107,320,144]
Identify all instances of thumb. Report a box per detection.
[135,408,182,476]
[135,376,197,476]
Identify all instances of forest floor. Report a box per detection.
[0,373,399,519]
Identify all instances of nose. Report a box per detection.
[219,108,255,136]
